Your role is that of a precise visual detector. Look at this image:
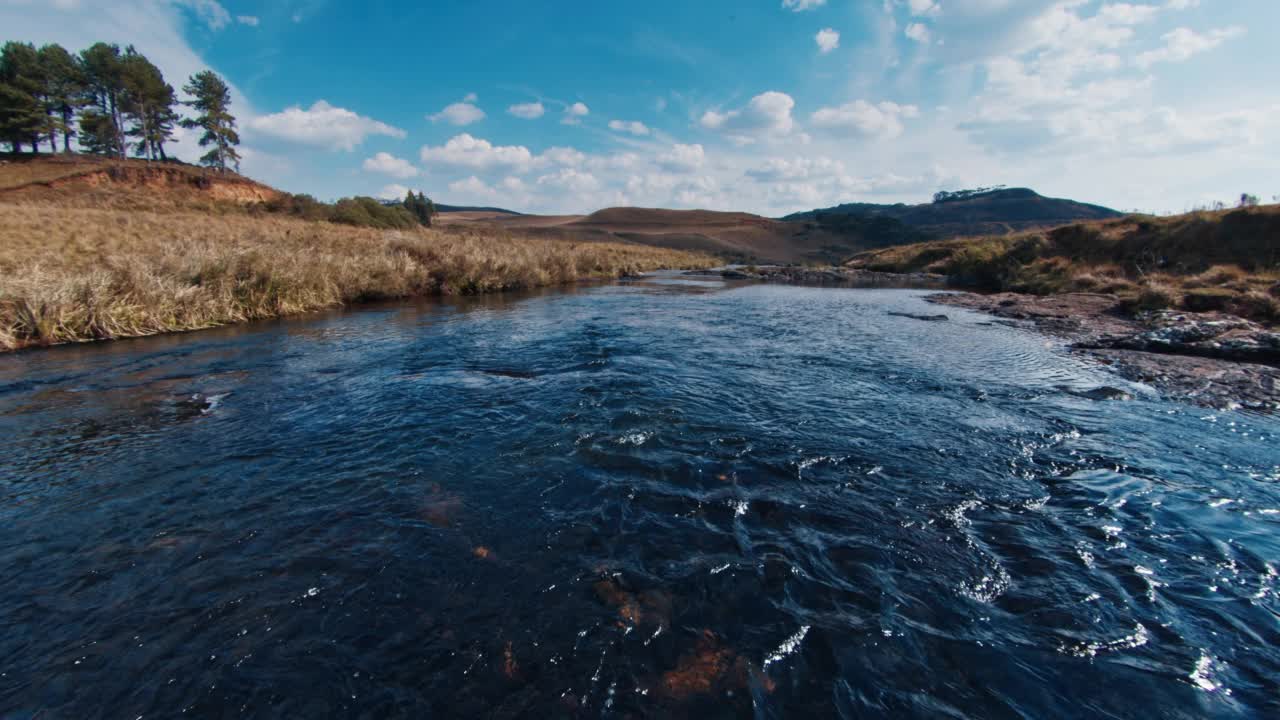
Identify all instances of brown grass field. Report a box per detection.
[847,206,1280,322]
[0,197,715,352]
[437,207,869,264]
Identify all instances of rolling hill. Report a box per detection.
[434,188,1121,264]
[784,187,1123,238]
[435,207,902,264]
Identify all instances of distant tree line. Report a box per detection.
[0,40,240,171]
[253,190,438,229]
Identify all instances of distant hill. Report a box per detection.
[435,204,522,215]
[784,188,1123,239]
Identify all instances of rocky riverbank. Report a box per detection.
[685,266,947,288]
[931,292,1280,411]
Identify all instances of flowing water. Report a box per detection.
[1,275,1278,718]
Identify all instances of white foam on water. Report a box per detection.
[763,625,812,668]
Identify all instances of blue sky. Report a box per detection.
[3,0,1277,215]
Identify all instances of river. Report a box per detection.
[1,274,1277,718]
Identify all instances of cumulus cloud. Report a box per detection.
[172,0,230,29]
[248,101,406,151]
[235,14,259,26]
[1136,26,1244,68]
[562,102,590,125]
[905,23,932,44]
[362,152,419,179]
[543,146,586,167]
[816,28,840,53]
[782,0,826,11]
[448,176,500,200]
[536,168,602,193]
[746,156,846,182]
[429,98,486,126]
[608,120,651,136]
[905,0,940,17]
[508,101,546,119]
[377,183,413,201]
[657,144,706,172]
[700,91,795,138]
[811,100,920,138]
[420,134,535,172]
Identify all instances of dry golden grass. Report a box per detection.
[848,205,1280,322]
[0,202,716,351]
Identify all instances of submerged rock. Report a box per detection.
[888,311,950,322]
[1072,386,1136,402]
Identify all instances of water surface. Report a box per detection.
[1,276,1277,718]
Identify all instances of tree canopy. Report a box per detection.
[0,39,214,163]
[181,70,240,172]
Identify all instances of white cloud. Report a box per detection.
[536,168,602,193]
[448,176,500,200]
[362,152,419,179]
[248,101,405,151]
[816,28,840,53]
[905,0,940,18]
[420,134,535,172]
[746,156,846,182]
[508,101,546,120]
[235,14,258,27]
[782,0,826,11]
[1136,26,1244,68]
[905,23,932,44]
[429,99,486,126]
[562,102,590,125]
[608,120,651,136]
[700,91,796,138]
[811,100,920,138]
[543,146,586,167]
[657,144,706,172]
[378,184,412,201]
[172,0,230,29]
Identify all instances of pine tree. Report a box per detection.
[121,48,178,160]
[401,191,438,226]
[422,193,437,225]
[181,70,240,172]
[0,42,45,152]
[39,43,87,153]
[79,42,127,157]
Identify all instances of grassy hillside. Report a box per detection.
[0,153,281,207]
[848,206,1280,322]
[456,207,912,265]
[0,157,715,351]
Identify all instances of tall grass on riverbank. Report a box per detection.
[0,203,716,351]
[848,205,1280,322]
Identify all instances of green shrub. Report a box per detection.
[331,197,417,230]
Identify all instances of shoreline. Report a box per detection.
[928,292,1279,411]
[687,266,1279,411]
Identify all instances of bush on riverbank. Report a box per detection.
[847,205,1280,323]
[0,203,716,351]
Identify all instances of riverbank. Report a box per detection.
[0,202,715,352]
[685,265,947,288]
[686,266,1279,410]
[931,292,1279,411]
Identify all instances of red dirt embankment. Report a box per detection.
[0,154,281,206]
